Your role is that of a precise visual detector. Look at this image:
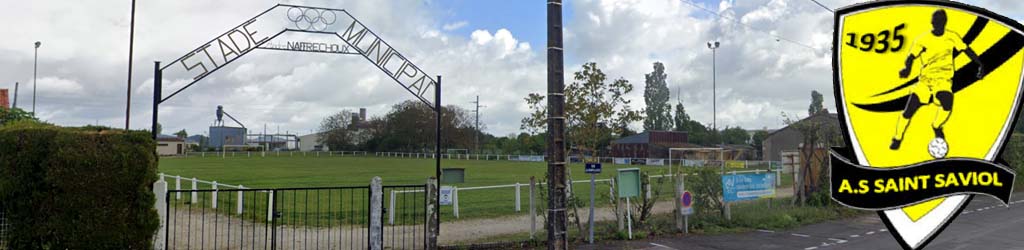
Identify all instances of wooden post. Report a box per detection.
[190,177,197,204]
[237,185,244,215]
[211,181,218,209]
[152,176,167,250]
[529,176,537,240]
[515,182,521,212]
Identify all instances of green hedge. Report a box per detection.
[0,122,159,249]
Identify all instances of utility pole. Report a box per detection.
[11,82,18,109]
[125,0,136,131]
[471,95,486,154]
[33,41,41,115]
[547,0,568,249]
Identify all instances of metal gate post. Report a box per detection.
[270,190,276,249]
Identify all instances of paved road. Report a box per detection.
[577,195,1024,250]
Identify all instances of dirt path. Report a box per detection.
[438,186,794,244]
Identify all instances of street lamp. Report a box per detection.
[707,40,720,145]
[33,41,41,115]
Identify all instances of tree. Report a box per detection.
[318,109,362,151]
[809,90,824,116]
[786,90,843,206]
[673,101,712,145]
[174,129,188,139]
[751,129,770,159]
[362,100,476,152]
[720,126,749,145]
[521,62,643,234]
[0,107,38,125]
[522,62,644,159]
[644,62,672,131]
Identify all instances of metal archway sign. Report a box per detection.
[150,4,443,244]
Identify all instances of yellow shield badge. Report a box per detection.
[832,1,1019,249]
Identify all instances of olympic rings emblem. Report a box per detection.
[286,7,337,31]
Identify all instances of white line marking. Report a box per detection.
[757,229,775,233]
[829,238,849,244]
[850,234,860,238]
[879,229,888,232]
[792,233,811,238]
[805,247,818,250]
[866,231,875,235]
[649,243,677,249]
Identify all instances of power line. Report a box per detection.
[677,0,820,52]
[807,0,834,13]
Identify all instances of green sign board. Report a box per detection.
[442,168,465,184]
[617,168,641,198]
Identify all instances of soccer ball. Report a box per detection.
[928,138,949,159]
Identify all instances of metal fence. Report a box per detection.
[165,184,427,250]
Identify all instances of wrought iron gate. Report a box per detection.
[165,184,426,249]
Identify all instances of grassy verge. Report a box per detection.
[448,197,864,248]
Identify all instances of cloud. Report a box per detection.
[442,21,468,31]
[0,0,1015,138]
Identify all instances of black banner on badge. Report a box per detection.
[829,147,1015,210]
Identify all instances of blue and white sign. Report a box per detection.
[721,173,776,202]
[585,162,602,174]
[680,191,694,215]
[440,186,454,205]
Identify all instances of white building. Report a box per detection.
[156,134,185,156]
[299,132,329,151]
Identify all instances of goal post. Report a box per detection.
[668,147,726,179]
[446,148,469,159]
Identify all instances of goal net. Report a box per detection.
[668,147,726,170]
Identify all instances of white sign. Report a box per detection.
[440,186,454,206]
[680,207,694,215]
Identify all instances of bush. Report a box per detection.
[0,121,159,249]
[688,167,724,217]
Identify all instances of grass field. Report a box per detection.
[159,154,786,221]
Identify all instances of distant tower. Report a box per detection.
[216,105,225,126]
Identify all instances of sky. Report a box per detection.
[2,0,1024,138]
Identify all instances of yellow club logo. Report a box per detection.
[831,0,1019,249]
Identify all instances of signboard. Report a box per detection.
[616,168,641,198]
[259,41,357,54]
[721,173,776,202]
[584,163,602,174]
[680,191,694,215]
[725,160,746,169]
[645,158,666,166]
[442,168,465,184]
[511,155,544,162]
[159,5,436,107]
[439,186,454,205]
[613,158,630,165]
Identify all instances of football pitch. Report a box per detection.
[158,154,681,220]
